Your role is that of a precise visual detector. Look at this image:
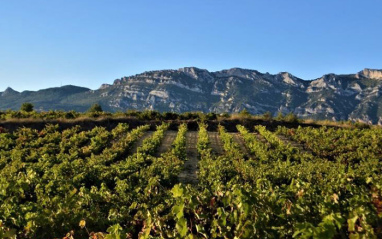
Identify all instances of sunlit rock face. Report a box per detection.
[357,69,382,80]
[1,67,382,124]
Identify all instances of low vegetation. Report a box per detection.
[0,117,381,238]
[0,105,375,131]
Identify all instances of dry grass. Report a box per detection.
[228,114,263,121]
[302,119,371,129]
[0,115,138,124]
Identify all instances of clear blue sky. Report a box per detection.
[1,0,381,91]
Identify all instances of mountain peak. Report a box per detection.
[99,84,111,90]
[357,68,382,80]
[277,72,302,85]
[5,87,17,91]
[1,67,382,124]
[179,66,206,72]
[179,67,209,77]
[214,67,261,79]
[178,67,214,83]
[1,87,19,96]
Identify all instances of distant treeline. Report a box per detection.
[0,102,373,129]
[0,103,299,122]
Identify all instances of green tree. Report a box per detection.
[239,109,251,117]
[20,102,34,112]
[88,103,103,113]
[284,112,299,123]
[275,112,284,121]
[262,111,273,121]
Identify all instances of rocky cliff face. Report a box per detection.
[1,67,382,124]
[357,69,382,80]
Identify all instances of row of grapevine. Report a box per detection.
[95,123,189,238]
[0,123,150,238]
[276,125,382,163]
[1,123,382,238]
[236,124,270,161]
[170,123,187,160]
[218,125,245,160]
[160,124,382,238]
[196,122,210,155]
[255,125,314,162]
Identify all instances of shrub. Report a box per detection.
[88,103,103,113]
[162,112,179,120]
[239,109,251,117]
[64,111,77,119]
[179,112,199,120]
[126,109,139,117]
[205,112,217,120]
[284,112,299,123]
[275,112,284,121]
[354,121,370,129]
[20,102,34,112]
[262,111,273,121]
[138,110,162,120]
[219,112,230,118]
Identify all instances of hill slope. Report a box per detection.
[1,67,382,124]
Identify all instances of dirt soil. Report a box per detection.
[178,131,199,185]
[155,131,177,156]
[276,134,314,155]
[129,131,154,155]
[208,132,224,156]
[231,133,251,157]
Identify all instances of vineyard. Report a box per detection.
[0,122,381,238]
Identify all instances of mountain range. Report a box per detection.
[1,67,382,124]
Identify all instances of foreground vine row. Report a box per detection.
[0,123,381,238]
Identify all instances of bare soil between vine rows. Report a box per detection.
[178,131,199,185]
